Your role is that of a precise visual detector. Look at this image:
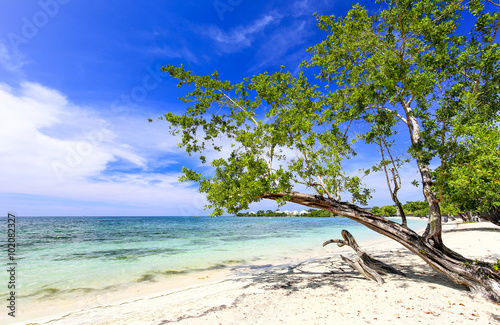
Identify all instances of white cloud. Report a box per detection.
[248,20,311,71]
[0,42,28,73]
[0,82,206,215]
[148,45,199,65]
[205,13,282,53]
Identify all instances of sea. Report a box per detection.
[1,215,427,305]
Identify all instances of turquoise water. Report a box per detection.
[1,216,426,301]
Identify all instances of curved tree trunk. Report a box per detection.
[260,192,500,302]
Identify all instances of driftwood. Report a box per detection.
[323,230,406,284]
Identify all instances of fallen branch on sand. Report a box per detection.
[323,230,406,284]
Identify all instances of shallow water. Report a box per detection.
[1,215,426,301]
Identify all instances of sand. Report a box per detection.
[8,220,500,325]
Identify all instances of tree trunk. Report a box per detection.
[416,160,444,247]
[481,207,500,227]
[260,192,500,302]
[477,207,500,227]
[394,195,407,227]
[459,211,474,223]
[405,113,442,246]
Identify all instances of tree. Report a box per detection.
[439,202,460,216]
[403,200,428,215]
[414,207,429,218]
[434,122,500,226]
[308,209,333,217]
[382,205,398,216]
[154,0,500,301]
[371,206,382,215]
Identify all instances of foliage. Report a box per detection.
[155,0,500,221]
[439,201,461,216]
[413,207,430,218]
[235,208,335,217]
[308,209,336,217]
[371,206,382,215]
[382,205,398,216]
[403,201,428,215]
[434,122,500,214]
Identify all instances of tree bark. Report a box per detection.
[416,160,444,248]
[323,229,406,283]
[459,211,474,223]
[482,207,500,227]
[260,192,500,302]
[405,112,443,247]
[339,254,385,284]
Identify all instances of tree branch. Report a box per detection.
[374,106,408,124]
[485,0,500,8]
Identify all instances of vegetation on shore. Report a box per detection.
[235,209,336,217]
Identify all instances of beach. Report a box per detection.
[8,220,500,325]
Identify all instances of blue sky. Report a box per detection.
[0,0,427,216]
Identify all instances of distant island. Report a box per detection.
[235,209,337,217]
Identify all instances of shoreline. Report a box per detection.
[9,220,500,324]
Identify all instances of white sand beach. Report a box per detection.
[9,220,500,325]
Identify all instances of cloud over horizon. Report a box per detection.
[0,82,207,216]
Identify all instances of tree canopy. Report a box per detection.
[156,0,499,221]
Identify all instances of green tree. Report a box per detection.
[413,207,429,218]
[439,201,460,216]
[371,206,382,215]
[434,122,500,226]
[155,0,500,301]
[403,201,428,215]
[382,205,398,216]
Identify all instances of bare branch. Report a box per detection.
[298,139,334,199]
[485,0,500,8]
[373,106,408,124]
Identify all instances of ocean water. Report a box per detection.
[1,216,427,303]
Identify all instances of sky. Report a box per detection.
[0,0,427,216]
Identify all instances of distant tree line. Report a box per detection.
[370,201,429,218]
[371,200,469,219]
[235,209,337,217]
